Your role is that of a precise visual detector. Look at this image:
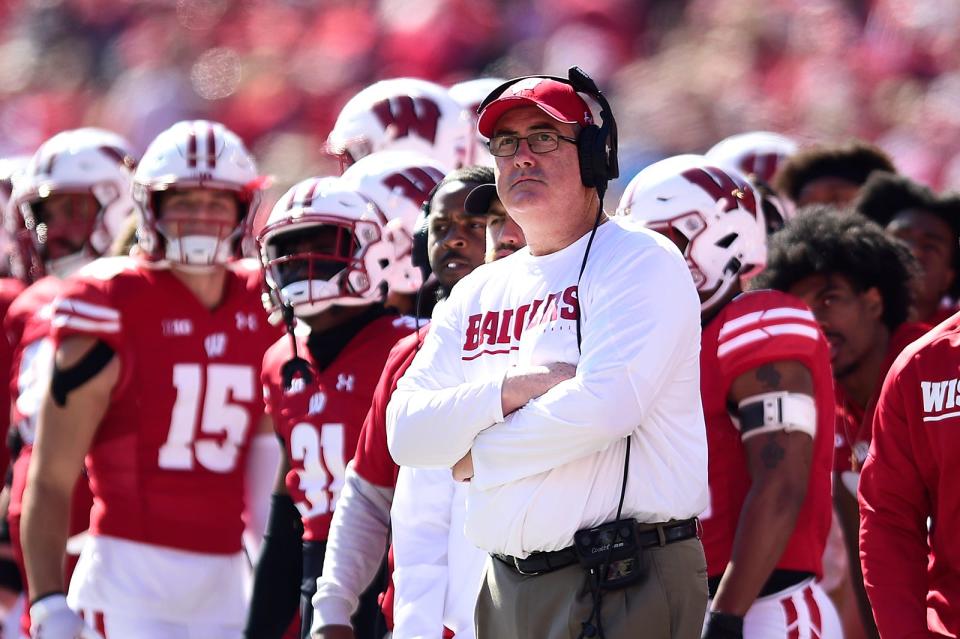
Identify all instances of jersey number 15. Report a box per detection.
[158,363,255,473]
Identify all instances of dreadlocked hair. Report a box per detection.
[751,205,919,332]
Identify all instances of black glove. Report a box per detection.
[702,611,744,639]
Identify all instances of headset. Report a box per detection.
[476,66,619,195]
[415,67,618,280]
[411,182,441,283]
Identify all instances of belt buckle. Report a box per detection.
[513,555,540,576]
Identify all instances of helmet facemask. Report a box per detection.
[618,157,768,317]
[327,136,372,173]
[151,188,249,271]
[646,211,710,290]
[133,120,263,269]
[262,217,383,319]
[22,190,104,278]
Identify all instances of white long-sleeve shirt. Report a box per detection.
[311,464,392,630]
[391,466,487,639]
[387,221,709,558]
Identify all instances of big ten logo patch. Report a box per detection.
[163,319,194,336]
[463,285,579,357]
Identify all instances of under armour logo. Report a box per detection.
[308,392,326,416]
[204,333,227,358]
[235,312,259,331]
[336,374,355,393]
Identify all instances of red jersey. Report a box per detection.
[48,257,281,555]
[262,313,414,541]
[0,277,26,478]
[833,321,930,473]
[859,312,960,638]
[8,277,66,531]
[699,290,834,579]
[6,277,91,638]
[6,277,60,449]
[352,327,428,489]
[927,300,960,327]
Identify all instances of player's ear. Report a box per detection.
[862,286,884,321]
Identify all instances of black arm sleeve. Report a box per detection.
[243,493,304,639]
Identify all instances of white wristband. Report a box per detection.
[29,592,70,622]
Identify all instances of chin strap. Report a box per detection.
[699,274,739,317]
[279,303,313,391]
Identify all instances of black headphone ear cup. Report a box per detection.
[577,125,607,189]
[411,206,431,281]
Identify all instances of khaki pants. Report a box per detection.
[475,537,708,639]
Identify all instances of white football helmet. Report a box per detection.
[340,150,446,294]
[706,131,797,184]
[448,77,506,168]
[259,176,392,318]
[8,129,137,281]
[617,155,766,313]
[706,131,798,233]
[0,156,30,278]
[134,120,262,270]
[327,78,472,172]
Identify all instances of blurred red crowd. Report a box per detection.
[2,0,959,204]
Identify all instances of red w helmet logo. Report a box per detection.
[381,166,445,208]
[681,166,759,218]
[739,152,782,184]
[372,96,441,144]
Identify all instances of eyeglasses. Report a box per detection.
[487,132,578,157]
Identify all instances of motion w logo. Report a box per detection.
[372,96,441,144]
[682,166,759,217]
[381,166,445,208]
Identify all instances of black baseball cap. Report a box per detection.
[464,183,500,216]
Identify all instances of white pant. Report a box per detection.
[68,535,247,629]
[76,609,242,639]
[707,578,842,639]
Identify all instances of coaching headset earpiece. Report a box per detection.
[411,202,431,282]
[411,179,447,283]
[476,66,619,193]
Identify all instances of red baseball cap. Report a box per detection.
[477,78,594,138]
